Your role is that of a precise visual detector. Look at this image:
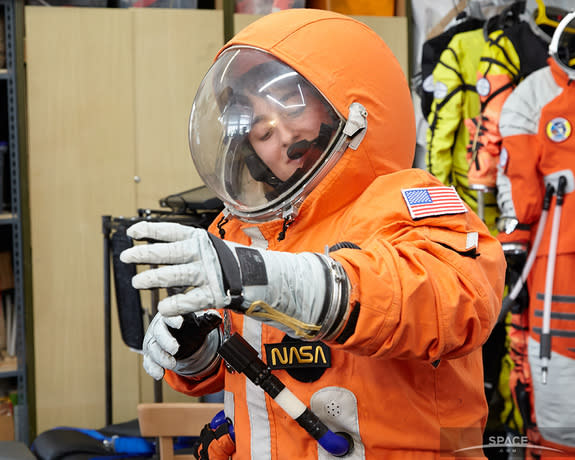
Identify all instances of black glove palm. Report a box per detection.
[168,312,222,360]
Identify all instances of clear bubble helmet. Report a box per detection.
[189,48,348,223]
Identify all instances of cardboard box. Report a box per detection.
[0,415,14,441]
[0,252,14,291]
[306,0,398,16]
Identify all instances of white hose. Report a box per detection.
[542,207,562,336]
[498,184,555,325]
[507,209,549,301]
[540,203,561,383]
[540,177,567,384]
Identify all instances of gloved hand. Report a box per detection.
[193,412,236,460]
[120,221,350,340]
[496,160,515,219]
[142,310,222,380]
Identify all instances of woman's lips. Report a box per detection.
[286,157,304,170]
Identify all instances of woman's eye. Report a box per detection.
[251,124,273,142]
[249,116,275,142]
[259,129,273,141]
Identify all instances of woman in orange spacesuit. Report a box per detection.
[121,9,506,460]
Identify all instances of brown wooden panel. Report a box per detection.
[25,6,138,433]
[132,9,223,211]
[351,15,409,78]
[138,402,224,436]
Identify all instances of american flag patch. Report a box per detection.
[401,186,467,219]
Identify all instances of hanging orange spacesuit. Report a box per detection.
[497,11,575,458]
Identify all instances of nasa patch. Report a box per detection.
[265,337,332,383]
[546,117,572,143]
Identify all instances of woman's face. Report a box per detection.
[246,83,333,182]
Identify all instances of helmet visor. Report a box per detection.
[189,47,344,218]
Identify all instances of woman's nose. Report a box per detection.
[276,119,299,147]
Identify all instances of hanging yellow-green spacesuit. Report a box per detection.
[425,23,500,234]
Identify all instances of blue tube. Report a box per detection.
[113,436,155,455]
[209,410,227,430]
[294,408,352,456]
[318,430,352,457]
[53,427,155,455]
[209,409,236,442]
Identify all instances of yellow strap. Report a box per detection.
[245,300,321,339]
[534,0,559,29]
[534,0,575,32]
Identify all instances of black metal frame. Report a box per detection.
[101,188,223,426]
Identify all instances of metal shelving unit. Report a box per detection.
[0,0,34,445]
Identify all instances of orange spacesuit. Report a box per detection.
[122,9,506,460]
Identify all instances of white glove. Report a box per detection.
[496,166,516,220]
[496,163,521,234]
[142,310,222,380]
[120,221,350,340]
